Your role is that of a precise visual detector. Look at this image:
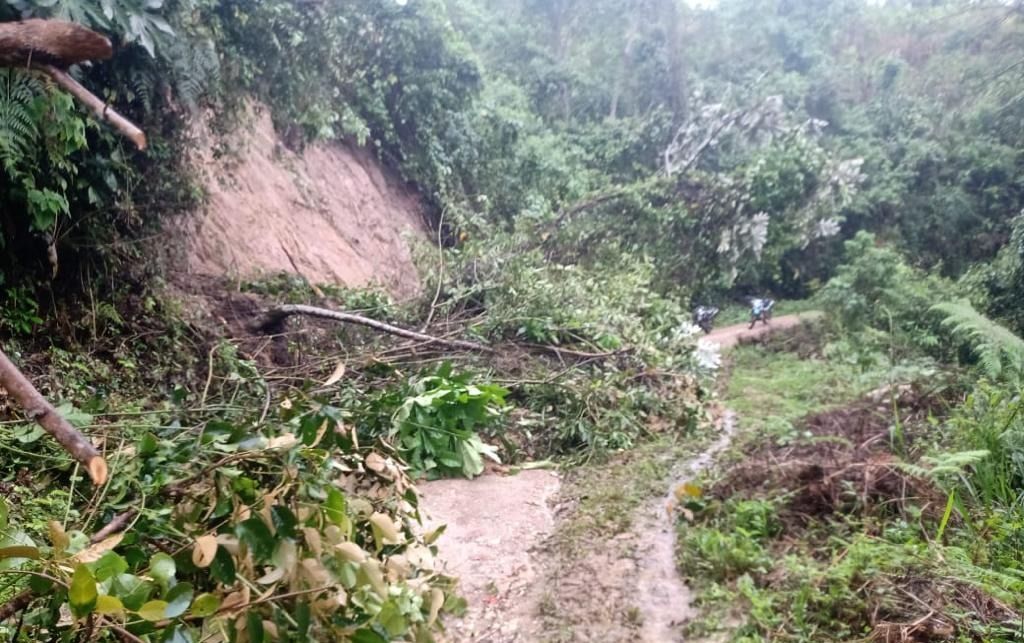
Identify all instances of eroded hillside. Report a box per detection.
[172,103,427,298]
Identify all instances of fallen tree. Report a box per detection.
[0,19,146,149]
[255,304,495,353]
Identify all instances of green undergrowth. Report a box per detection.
[0,268,715,641]
[725,343,880,427]
[677,326,1024,642]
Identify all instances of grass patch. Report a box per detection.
[680,339,1021,642]
[725,344,884,427]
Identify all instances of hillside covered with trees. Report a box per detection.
[0,0,1023,641]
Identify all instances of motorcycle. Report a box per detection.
[693,306,720,334]
[748,298,775,329]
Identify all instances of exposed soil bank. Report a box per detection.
[171,102,427,298]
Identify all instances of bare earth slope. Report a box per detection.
[171,104,427,298]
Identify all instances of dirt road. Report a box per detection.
[420,314,818,641]
[704,312,820,349]
[419,469,560,642]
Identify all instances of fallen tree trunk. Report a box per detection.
[0,20,146,149]
[0,349,108,485]
[256,305,495,353]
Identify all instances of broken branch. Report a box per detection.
[0,590,33,622]
[0,20,146,149]
[0,348,108,485]
[256,305,494,353]
[39,65,146,150]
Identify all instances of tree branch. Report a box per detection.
[39,65,146,150]
[89,510,136,544]
[0,348,108,485]
[0,590,33,622]
[549,190,629,229]
[255,305,494,353]
[0,20,146,150]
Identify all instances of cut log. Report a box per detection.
[0,19,111,67]
[41,65,146,150]
[0,19,146,149]
[0,349,108,485]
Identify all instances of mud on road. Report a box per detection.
[419,317,815,642]
[419,417,736,643]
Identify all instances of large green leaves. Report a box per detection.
[388,364,506,478]
[68,564,98,619]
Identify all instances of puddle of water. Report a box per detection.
[635,411,737,642]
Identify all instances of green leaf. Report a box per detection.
[246,611,265,643]
[138,599,168,621]
[111,573,152,611]
[69,564,98,619]
[237,518,275,562]
[161,624,195,643]
[12,424,44,444]
[271,506,298,538]
[295,601,311,639]
[0,497,7,532]
[54,402,92,428]
[378,600,408,636]
[210,546,236,584]
[190,592,220,617]
[95,594,124,616]
[93,551,128,582]
[324,488,347,525]
[139,432,159,456]
[936,489,956,542]
[351,629,388,643]
[164,582,193,618]
[149,552,176,586]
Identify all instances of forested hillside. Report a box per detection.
[0,0,1023,641]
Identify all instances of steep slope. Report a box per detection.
[172,103,428,298]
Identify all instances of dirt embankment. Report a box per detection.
[169,103,427,299]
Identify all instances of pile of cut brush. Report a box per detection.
[681,385,1022,642]
[720,385,949,526]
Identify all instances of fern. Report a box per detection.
[932,300,1024,383]
[917,450,992,479]
[166,36,221,111]
[0,70,41,173]
[129,67,158,113]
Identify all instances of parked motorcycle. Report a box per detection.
[693,306,720,334]
[748,298,775,329]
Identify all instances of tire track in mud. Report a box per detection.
[634,411,737,641]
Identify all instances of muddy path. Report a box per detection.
[418,469,561,642]
[419,316,815,642]
[634,411,737,642]
[704,312,819,349]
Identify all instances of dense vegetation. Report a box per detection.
[0,0,1023,641]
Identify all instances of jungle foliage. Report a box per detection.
[1,0,1024,642]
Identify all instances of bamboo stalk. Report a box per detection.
[40,65,146,150]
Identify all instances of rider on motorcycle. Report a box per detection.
[693,305,719,334]
[749,297,775,329]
